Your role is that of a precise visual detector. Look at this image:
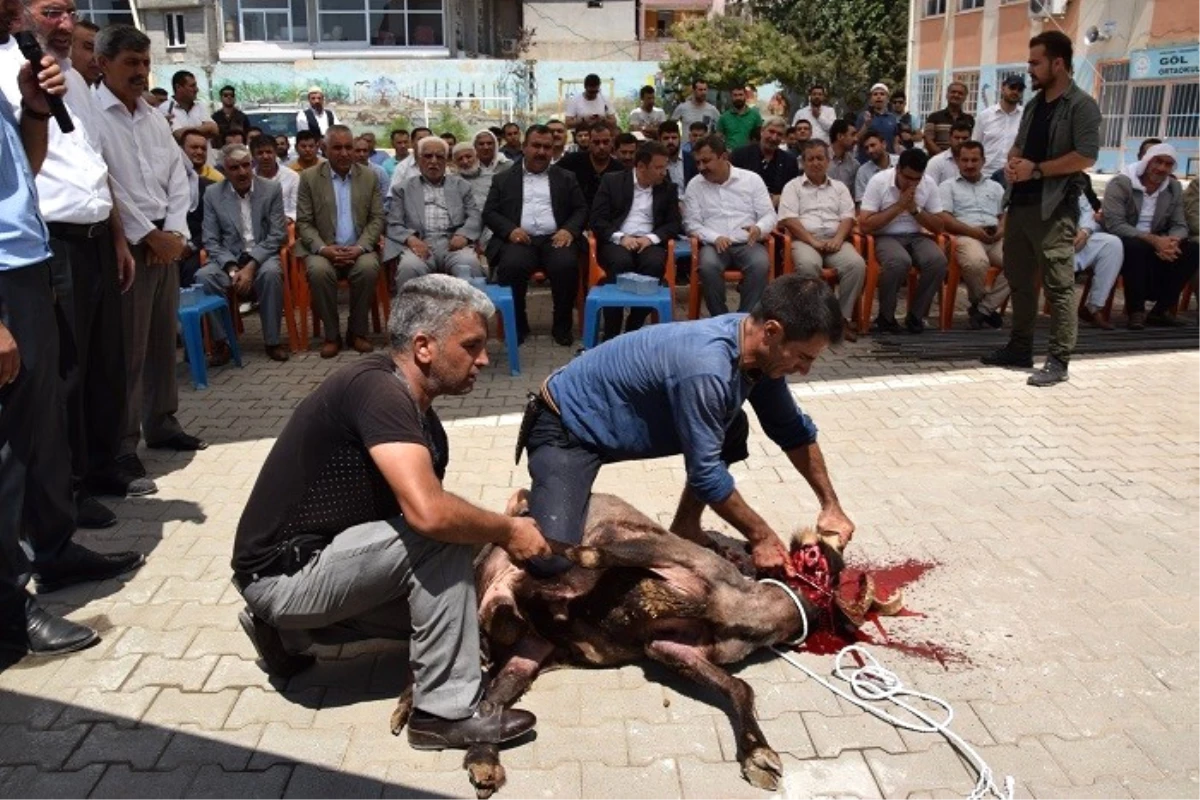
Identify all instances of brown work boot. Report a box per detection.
[1078,305,1113,330]
[348,334,374,354]
[320,339,341,358]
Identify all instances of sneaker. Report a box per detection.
[1027,355,1069,387]
[980,345,1033,368]
[238,608,314,679]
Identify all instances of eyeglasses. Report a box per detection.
[39,7,79,20]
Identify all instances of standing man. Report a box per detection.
[1,13,145,658]
[252,134,298,222]
[296,85,337,139]
[95,25,208,471]
[354,135,392,212]
[295,125,385,358]
[565,74,616,129]
[827,119,859,192]
[69,18,101,87]
[628,85,666,137]
[162,69,217,143]
[381,128,410,176]
[684,135,777,316]
[556,120,624,209]
[483,124,587,347]
[923,81,975,157]
[658,120,687,194]
[289,129,322,172]
[212,84,250,140]
[983,31,1102,386]
[974,74,1026,180]
[731,116,799,208]
[670,79,719,133]
[855,83,899,161]
[716,86,763,150]
[518,276,853,578]
[360,132,389,167]
[791,84,836,143]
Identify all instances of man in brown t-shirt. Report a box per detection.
[232,275,549,751]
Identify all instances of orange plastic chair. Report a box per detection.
[775,228,863,327]
[686,234,776,320]
[857,232,953,333]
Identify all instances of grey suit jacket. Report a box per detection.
[201,177,287,269]
[383,173,482,263]
[295,162,385,258]
[1101,173,1188,240]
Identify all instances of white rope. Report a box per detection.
[771,643,1014,800]
[758,578,809,646]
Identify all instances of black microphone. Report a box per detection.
[13,32,74,134]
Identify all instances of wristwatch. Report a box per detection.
[1031,164,1043,181]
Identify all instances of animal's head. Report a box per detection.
[775,529,859,637]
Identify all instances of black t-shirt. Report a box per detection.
[1012,96,1060,199]
[730,144,800,196]
[232,354,448,575]
[557,151,625,208]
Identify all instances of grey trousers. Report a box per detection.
[697,242,770,315]
[790,240,866,321]
[240,517,482,719]
[305,252,381,341]
[120,245,183,456]
[872,234,948,323]
[195,256,285,346]
[395,239,484,289]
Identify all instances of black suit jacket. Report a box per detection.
[590,170,682,245]
[483,164,588,263]
[683,150,697,185]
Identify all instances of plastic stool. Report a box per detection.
[481,283,520,376]
[178,290,243,390]
[581,284,674,350]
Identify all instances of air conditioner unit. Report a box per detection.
[500,37,519,55]
[1029,0,1068,17]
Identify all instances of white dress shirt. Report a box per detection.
[614,181,658,242]
[860,168,943,236]
[683,166,777,244]
[295,106,338,137]
[388,154,418,194]
[95,83,191,242]
[162,97,209,133]
[1137,180,1164,234]
[35,66,114,225]
[257,164,298,220]
[778,173,855,239]
[973,103,1023,175]
[237,182,256,251]
[519,169,556,236]
[925,149,960,187]
[938,175,1004,228]
[791,104,837,143]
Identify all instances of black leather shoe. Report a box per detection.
[1146,310,1187,328]
[76,495,117,529]
[552,328,574,347]
[238,608,314,679]
[408,701,537,750]
[980,345,1033,368]
[0,597,100,657]
[1027,355,1069,387]
[147,433,208,451]
[967,304,985,330]
[34,543,146,593]
[869,316,903,335]
[904,313,925,334]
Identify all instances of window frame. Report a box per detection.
[950,70,981,115]
[915,72,942,126]
[1097,60,1130,149]
[76,0,135,27]
[921,0,947,18]
[959,0,986,11]
[314,0,446,48]
[165,11,187,49]
[236,0,298,43]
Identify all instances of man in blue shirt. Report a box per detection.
[519,276,856,576]
[0,42,144,657]
[855,83,900,163]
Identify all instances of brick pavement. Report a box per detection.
[1,292,1196,799]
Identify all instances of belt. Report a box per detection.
[515,378,560,465]
[152,218,166,230]
[47,220,110,240]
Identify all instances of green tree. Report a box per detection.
[661,15,801,92]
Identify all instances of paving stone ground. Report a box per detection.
[2,289,1197,799]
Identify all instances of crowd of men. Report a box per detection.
[1,2,1198,657]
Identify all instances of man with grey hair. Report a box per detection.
[232,274,549,748]
[199,144,289,362]
[385,137,484,289]
[731,115,799,208]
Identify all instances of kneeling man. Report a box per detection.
[232,275,549,750]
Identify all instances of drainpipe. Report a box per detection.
[905,0,916,113]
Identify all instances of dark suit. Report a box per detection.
[483,164,587,339]
[556,151,625,209]
[590,170,682,339]
[181,177,213,288]
[683,150,698,185]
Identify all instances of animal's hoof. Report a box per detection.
[466,744,506,799]
[567,546,603,569]
[505,489,530,517]
[741,746,783,791]
[390,687,413,736]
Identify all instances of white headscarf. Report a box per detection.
[1126,142,1177,183]
[472,129,510,174]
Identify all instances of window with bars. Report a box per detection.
[1097,61,1129,148]
[1165,82,1198,139]
[922,0,947,17]
[960,0,985,10]
[1128,85,1166,138]
[317,0,445,46]
[916,74,941,125]
[76,0,134,26]
[166,12,186,48]
[995,66,1033,105]
[951,70,980,114]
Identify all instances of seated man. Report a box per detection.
[1073,194,1122,330]
[937,140,1010,329]
[232,275,549,748]
[295,125,386,358]
[519,275,854,577]
[925,120,973,186]
[289,129,323,173]
[658,121,687,194]
[484,124,587,346]
[198,144,290,363]
[731,116,799,208]
[354,135,392,213]
[251,134,298,222]
[590,141,682,340]
[384,137,484,289]
[853,130,896,202]
[794,120,813,146]
[683,134,777,316]
[778,140,866,340]
[556,120,624,209]
[858,148,947,334]
[615,132,639,170]
[827,119,859,192]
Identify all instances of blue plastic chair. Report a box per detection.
[178,288,243,390]
[478,282,520,376]
[580,236,677,350]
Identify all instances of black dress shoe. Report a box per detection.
[238,608,315,679]
[904,313,925,334]
[34,542,146,593]
[869,316,903,335]
[147,433,208,451]
[116,453,147,478]
[408,701,537,750]
[76,495,117,529]
[5,597,100,656]
[552,328,574,347]
[84,468,157,498]
[980,345,1033,368]
[1146,310,1187,328]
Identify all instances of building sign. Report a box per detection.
[1130,46,1200,80]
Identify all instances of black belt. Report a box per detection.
[48,220,110,240]
[152,218,166,230]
